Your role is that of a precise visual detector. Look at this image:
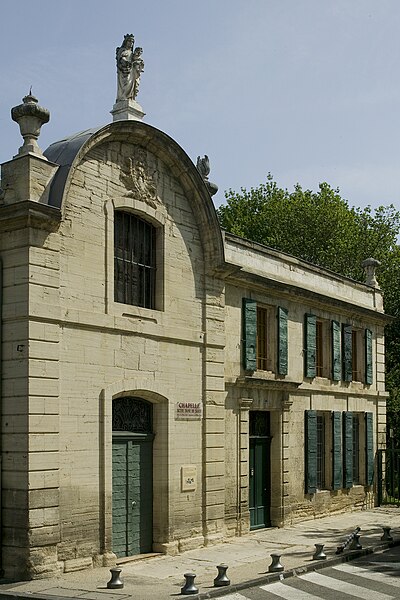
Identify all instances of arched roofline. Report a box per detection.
[44,120,225,268]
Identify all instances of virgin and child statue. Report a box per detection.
[116,34,144,102]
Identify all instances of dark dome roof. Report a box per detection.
[44,127,102,208]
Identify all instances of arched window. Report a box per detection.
[112,396,153,434]
[114,211,156,308]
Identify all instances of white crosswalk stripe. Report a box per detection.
[221,562,400,600]
[301,570,394,599]
[260,580,323,599]
[333,563,400,589]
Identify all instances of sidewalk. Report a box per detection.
[1,507,399,600]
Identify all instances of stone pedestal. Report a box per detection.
[0,154,58,206]
[111,99,145,122]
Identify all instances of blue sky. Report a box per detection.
[1,0,400,210]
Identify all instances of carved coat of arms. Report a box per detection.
[120,149,159,209]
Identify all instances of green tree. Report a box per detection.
[217,175,400,437]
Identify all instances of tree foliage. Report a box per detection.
[218,175,400,280]
[217,174,400,437]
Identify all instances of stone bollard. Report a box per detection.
[381,526,393,542]
[214,564,230,587]
[181,572,198,595]
[107,567,124,589]
[268,554,284,573]
[350,533,362,551]
[313,544,327,560]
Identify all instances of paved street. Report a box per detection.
[1,509,400,599]
[224,545,400,599]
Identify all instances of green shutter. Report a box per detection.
[343,412,353,488]
[332,412,342,490]
[242,298,257,371]
[305,314,317,378]
[342,324,353,382]
[365,329,373,385]
[278,307,288,375]
[365,412,374,486]
[305,410,317,494]
[332,321,341,381]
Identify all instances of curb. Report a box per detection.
[0,540,398,599]
[190,539,400,599]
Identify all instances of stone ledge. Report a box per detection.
[0,202,61,233]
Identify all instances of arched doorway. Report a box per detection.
[112,396,153,556]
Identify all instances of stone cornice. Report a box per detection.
[233,377,301,392]
[0,201,61,232]
[222,266,392,324]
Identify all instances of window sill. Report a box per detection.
[111,302,163,323]
[254,370,276,379]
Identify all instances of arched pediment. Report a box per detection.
[44,120,224,268]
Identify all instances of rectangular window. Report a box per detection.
[352,330,360,381]
[316,320,324,377]
[305,315,330,379]
[352,329,364,382]
[243,300,288,374]
[305,410,331,493]
[342,324,353,382]
[365,329,373,385]
[257,306,269,371]
[114,212,156,308]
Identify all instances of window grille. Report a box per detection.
[250,411,270,437]
[114,212,156,308]
[112,396,152,433]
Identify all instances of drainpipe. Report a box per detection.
[0,256,3,577]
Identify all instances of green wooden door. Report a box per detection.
[249,411,271,530]
[112,436,153,557]
[249,438,271,528]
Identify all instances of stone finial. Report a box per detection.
[362,257,381,288]
[196,155,218,196]
[11,92,50,157]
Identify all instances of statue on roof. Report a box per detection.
[196,155,218,196]
[116,34,144,102]
[196,155,210,180]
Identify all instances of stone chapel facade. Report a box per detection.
[0,89,388,579]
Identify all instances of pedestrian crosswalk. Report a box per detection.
[220,562,400,599]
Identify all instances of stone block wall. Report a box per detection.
[223,270,386,528]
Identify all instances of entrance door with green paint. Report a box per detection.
[249,411,271,530]
[112,397,153,557]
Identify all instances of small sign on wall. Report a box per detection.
[175,402,202,420]
[181,465,197,492]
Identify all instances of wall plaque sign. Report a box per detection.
[175,402,202,420]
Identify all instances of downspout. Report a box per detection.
[0,256,3,577]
